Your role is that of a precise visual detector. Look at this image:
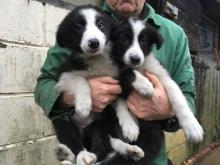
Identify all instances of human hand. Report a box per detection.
[127,71,174,121]
[88,76,122,112]
[60,91,75,107]
[60,76,121,112]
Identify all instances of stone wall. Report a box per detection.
[0,0,96,164]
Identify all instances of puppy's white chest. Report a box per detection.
[87,56,118,78]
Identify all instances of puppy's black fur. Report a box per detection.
[53,5,164,165]
[99,19,165,165]
[52,5,118,159]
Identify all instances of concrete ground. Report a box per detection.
[198,147,220,165]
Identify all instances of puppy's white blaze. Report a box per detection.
[124,18,145,66]
[80,9,106,54]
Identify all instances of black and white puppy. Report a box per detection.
[53,5,116,165]
[53,5,145,165]
[54,17,168,165]
[110,17,204,144]
[53,6,204,165]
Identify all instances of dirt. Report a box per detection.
[197,147,220,165]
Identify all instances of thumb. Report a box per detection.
[144,71,162,88]
[95,76,119,84]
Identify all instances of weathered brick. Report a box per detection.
[0,95,54,146]
[45,4,70,46]
[0,45,47,93]
[0,136,59,165]
[0,0,45,45]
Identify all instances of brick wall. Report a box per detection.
[0,0,96,164]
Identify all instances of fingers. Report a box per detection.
[95,76,119,84]
[129,90,151,103]
[89,76,121,94]
[127,99,154,121]
[106,84,122,95]
[92,94,118,113]
[61,92,75,106]
[88,76,121,113]
[99,94,118,105]
[127,91,154,121]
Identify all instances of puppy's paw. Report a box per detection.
[60,160,73,165]
[132,77,153,97]
[55,81,65,92]
[55,144,75,163]
[75,98,92,119]
[76,151,97,165]
[120,120,139,142]
[179,115,204,143]
[126,145,145,161]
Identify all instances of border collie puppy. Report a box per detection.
[53,5,145,165]
[53,12,168,165]
[53,6,204,165]
[110,17,204,145]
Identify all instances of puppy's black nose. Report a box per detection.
[130,56,140,65]
[88,39,99,49]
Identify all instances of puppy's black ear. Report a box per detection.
[56,13,75,49]
[104,12,117,28]
[146,23,164,49]
[109,24,118,43]
[110,20,125,41]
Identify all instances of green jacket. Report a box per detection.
[34,3,196,165]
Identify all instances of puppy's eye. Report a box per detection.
[119,34,128,42]
[75,23,84,32]
[96,20,104,30]
[139,35,148,44]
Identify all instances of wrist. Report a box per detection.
[160,116,180,132]
[62,92,76,107]
[56,93,74,108]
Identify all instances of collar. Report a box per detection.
[101,2,162,27]
[144,3,162,26]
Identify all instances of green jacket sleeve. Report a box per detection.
[172,29,196,114]
[34,45,71,119]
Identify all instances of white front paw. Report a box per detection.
[179,116,204,143]
[120,120,139,142]
[55,80,65,92]
[60,160,73,165]
[132,78,153,97]
[75,98,92,119]
[126,145,145,161]
[55,144,75,163]
[76,151,97,165]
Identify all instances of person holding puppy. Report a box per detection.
[35,0,196,164]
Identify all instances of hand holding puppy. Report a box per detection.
[127,71,174,121]
[61,76,121,112]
